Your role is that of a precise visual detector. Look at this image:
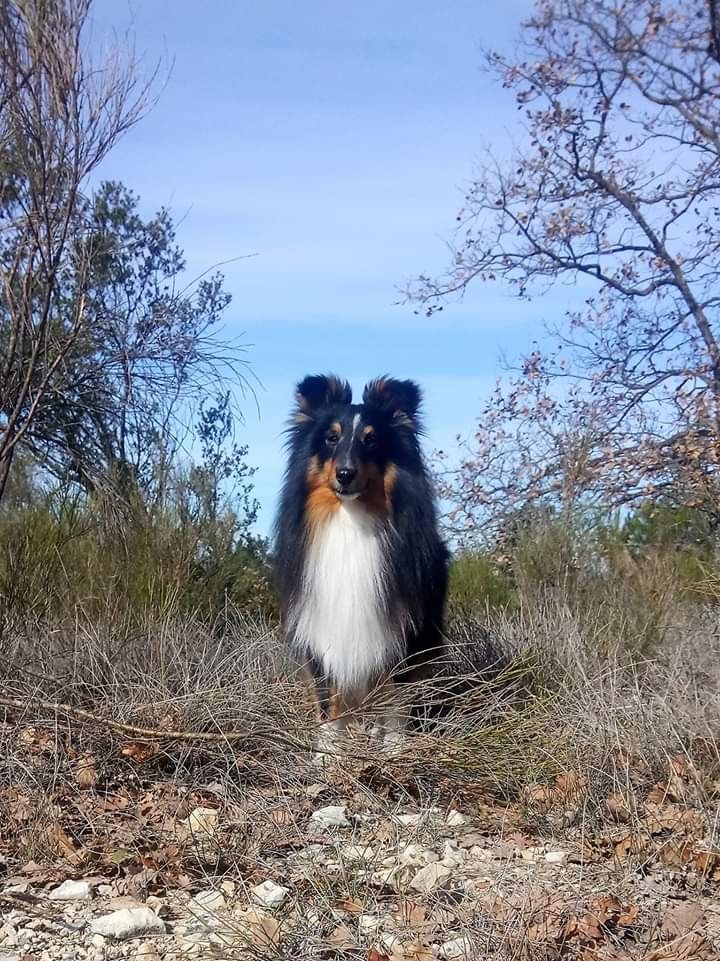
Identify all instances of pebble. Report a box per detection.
[410,862,453,894]
[251,880,290,908]
[89,907,166,941]
[439,935,473,959]
[395,813,423,826]
[446,809,467,826]
[310,804,350,828]
[190,889,226,914]
[358,914,383,934]
[396,843,439,868]
[48,879,93,901]
[178,806,219,841]
[545,850,569,865]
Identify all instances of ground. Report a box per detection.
[1,714,718,961]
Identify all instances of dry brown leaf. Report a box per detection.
[121,741,160,763]
[661,902,705,939]
[658,837,696,868]
[329,924,355,948]
[604,792,638,823]
[46,823,83,865]
[394,900,427,926]
[523,783,554,811]
[74,752,97,789]
[614,832,648,860]
[589,896,622,925]
[368,950,390,961]
[392,941,432,961]
[554,772,588,800]
[619,903,639,926]
[233,907,281,949]
[18,726,55,754]
[644,802,704,835]
[647,931,714,960]
[693,849,720,879]
[336,896,365,915]
[270,807,294,826]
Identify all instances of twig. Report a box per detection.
[0,694,308,752]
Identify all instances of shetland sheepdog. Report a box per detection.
[273,374,448,758]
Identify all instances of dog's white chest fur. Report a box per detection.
[290,500,398,692]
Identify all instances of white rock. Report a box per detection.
[520,845,546,862]
[367,866,400,887]
[89,907,166,941]
[396,843,439,868]
[310,805,350,828]
[545,850,569,865]
[380,933,405,953]
[439,936,473,959]
[48,879,93,902]
[395,813,423,826]
[341,844,375,862]
[188,889,227,923]
[446,809,467,827]
[180,806,219,839]
[251,880,289,908]
[467,845,493,862]
[409,862,453,894]
[441,839,468,867]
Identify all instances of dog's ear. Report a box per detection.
[294,374,352,422]
[362,376,422,429]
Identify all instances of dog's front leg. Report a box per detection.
[369,679,407,754]
[309,660,349,765]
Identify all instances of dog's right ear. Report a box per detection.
[294,374,352,423]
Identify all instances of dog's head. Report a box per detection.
[292,373,422,500]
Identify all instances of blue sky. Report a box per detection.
[91,0,574,536]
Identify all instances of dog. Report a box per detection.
[273,373,448,759]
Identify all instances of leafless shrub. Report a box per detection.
[0,0,159,499]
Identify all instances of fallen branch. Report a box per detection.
[0,694,309,752]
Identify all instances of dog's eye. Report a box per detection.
[326,432,340,446]
[362,432,376,447]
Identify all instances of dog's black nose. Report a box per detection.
[336,467,357,487]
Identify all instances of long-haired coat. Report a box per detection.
[274,374,448,757]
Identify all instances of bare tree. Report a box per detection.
[0,0,156,501]
[411,0,720,537]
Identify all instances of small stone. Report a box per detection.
[446,809,467,826]
[467,845,492,861]
[310,805,350,828]
[380,933,405,953]
[520,845,545,862]
[134,946,161,960]
[178,806,219,843]
[545,850,568,865]
[409,862,453,894]
[439,935,473,959]
[188,889,227,922]
[48,879,93,901]
[341,844,375,862]
[395,813,423,827]
[397,843,438,868]
[89,907,166,941]
[358,914,382,934]
[251,880,289,909]
[441,840,467,867]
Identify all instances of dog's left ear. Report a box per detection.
[294,374,352,423]
[362,377,422,429]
